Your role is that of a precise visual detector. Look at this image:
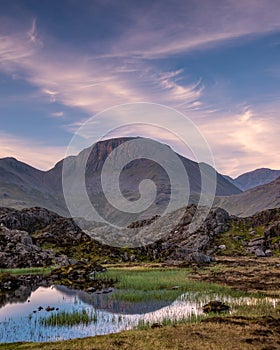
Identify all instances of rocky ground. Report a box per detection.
[0,205,279,270]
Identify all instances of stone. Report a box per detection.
[190,252,211,264]
[0,225,72,268]
[265,249,273,257]
[130,254,136,262]
[203,301,230,313]
[255,248,266,257]
[233,236,242,241]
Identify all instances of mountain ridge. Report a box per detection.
[0,137,241,219]
[224,168,280,191]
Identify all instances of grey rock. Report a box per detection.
[189,252,211,264]
[248,237,265,247]
[233,236,242,241]
[255,248,266,257]
[0,225,72,268]
[265,249,273,257]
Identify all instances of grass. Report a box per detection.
[40,309,98,327]
[136,314,207,330]
[105,267,256,302]
[0,267,54,275]
[1,315,280,350]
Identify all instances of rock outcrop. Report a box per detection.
[0,204,279,268]
[0,225,73,268]
[264,222,280,251]
[139,205,231,263]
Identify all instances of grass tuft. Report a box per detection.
[40,309,97,327]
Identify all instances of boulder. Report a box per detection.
[203,301,230,313]
[255,248,266,257]
[189,252,211,264]
[265,249,273,257]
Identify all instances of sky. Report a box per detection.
[0,0,280,177]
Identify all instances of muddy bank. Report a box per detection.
[190,257,280,296]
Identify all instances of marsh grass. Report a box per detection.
[105,268,257,302]
[233,298,280,318]
[40,309,97,327]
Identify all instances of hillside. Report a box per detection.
[217,176,280,217]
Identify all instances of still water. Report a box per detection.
[0,285,277,343]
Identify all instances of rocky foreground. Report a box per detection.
[0,205,279,269]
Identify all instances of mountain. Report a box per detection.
[217,176,280,217]
[0,137,241,221]
[224,168,280,191]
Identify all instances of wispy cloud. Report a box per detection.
[199,105,280,177]
[51,111,64,118]
[101,0,280,59]
[0,132,66,170]
[27,18,38,43]
[0,1,280,176]
[0,20,201,118]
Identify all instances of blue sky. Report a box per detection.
[0,0,280,177]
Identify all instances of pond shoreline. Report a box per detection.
[0,258,279,349]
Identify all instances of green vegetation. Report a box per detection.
[40,309,97,327]
[233,298,280,318]
[0,267,54,275]
[105,268,255,302]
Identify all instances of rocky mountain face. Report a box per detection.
[225,168,280,191]
[217,176,280,217]
[0,205,279,269]
[0,137,241,221]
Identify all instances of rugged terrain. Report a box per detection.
[0,205,279,270]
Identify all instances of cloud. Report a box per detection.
[27,18,38,43]
[0,132,67,170]
[101,0,280,59]
[1,1,280,117]
[0,20,202,118]
[198,105,280,177]
[51,111,64,118]
[0,2,280,176]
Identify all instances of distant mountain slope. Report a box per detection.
[0,157,46,191]
[224,168,280,191]
[0,137,241,219]
[217,176,280,217]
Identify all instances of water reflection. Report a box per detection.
[0,286,277,343]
